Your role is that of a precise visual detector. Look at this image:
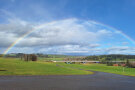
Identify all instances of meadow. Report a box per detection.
[0,58,92,75]
[58,63,135,76]
[0,57,135,76]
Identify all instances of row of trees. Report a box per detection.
[0,53,38,61]
[84,54,135,61]
[64,57,84,61]
[3,53,67,58]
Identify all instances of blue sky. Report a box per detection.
[0,0,135,55]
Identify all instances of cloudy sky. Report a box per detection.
[0,0,135,55]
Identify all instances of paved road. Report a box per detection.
[0,71,135,90]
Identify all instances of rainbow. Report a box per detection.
[3,19,135,55]
[3,20,57,55]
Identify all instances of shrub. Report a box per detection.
[107,62,114,66]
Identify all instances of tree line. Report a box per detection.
[84,54,135,61]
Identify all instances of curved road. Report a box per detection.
[0,71,135,90]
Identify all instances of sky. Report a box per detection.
[0,0,135,55]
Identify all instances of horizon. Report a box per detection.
[3,53,135,57]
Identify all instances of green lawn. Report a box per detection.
[58,63,135,76]
[1,57,135,76]
[0,58,92,75]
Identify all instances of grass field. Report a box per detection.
[58,63,135,76]
[0,57,135,76]
[0,58,92,75]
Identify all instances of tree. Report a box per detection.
[23,54,37,61]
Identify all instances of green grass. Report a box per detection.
[1,57,135,76]
[58,63,135,76]
[0,58,92,75]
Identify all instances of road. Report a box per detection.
[0,71,135,90]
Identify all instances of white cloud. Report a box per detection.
[89,44,100,48]
[105,46,135,54]
[0,18,134,55]
[122,42,129,45]
[16,18,113,47]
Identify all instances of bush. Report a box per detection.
[107,62,114,66]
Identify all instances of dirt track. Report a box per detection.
[0,71,135,90]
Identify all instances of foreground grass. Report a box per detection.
[1,57,135,76]
[58,63,135,76]
[0,58,92,75]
